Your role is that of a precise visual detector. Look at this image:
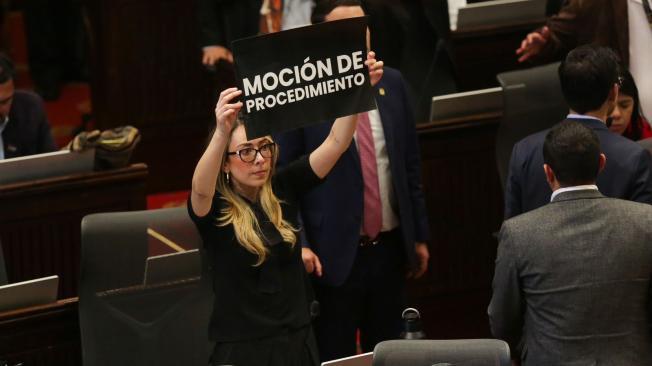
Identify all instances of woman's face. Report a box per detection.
[609,94,635,135]
[223,125,274,195]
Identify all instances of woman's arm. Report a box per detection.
[190,88,243,217]
[308,51,384,178]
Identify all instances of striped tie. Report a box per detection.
[357,112,382,239]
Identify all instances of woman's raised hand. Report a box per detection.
[215,88,243,137]
[366,51,384,87]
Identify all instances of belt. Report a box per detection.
[359,228,400,247]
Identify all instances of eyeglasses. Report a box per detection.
[227,142,276,163]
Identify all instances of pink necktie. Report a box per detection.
[357,112,383,239]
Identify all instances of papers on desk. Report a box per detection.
[449,0,546,31]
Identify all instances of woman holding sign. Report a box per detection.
[188,53,382,365]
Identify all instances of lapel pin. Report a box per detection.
[379,88,386,96]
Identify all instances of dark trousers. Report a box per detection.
[313,229,406,363]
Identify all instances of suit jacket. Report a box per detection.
[504,117,652,219]
[534,0,628,64]
[2,90,57,159]
[276,67,430,286]
[197,0,261,48]
[489,189,652,365]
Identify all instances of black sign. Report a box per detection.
[232,16,376,139]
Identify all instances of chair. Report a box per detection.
[495,62,568,191]
[638,137,652,155]
[79,207,213,366]
[372,339,511,366]
[0,239,7,286]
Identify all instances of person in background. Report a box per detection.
[504,45,652,219]
[609,68,652,141]
[515,0,652,120]
[490,120,652,365]
[0,53,56,160]
[277,0,430,362]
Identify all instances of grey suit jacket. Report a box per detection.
[489,189,652,366]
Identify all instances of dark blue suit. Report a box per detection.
[276,67,429,360]
[504,117,652,219]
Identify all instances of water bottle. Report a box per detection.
[400,307,426,339]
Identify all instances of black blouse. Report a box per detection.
[188,155,322,342]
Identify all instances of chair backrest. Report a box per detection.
[79,207,213,366]
[0,239,7,286]
[638,137,652,155]
[495,62,568,191]
[372,339,511,366]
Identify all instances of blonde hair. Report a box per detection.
[215,120,297,266]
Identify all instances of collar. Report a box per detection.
[550,185,599,202]
[566,114,608,131]
[0,116,8,132]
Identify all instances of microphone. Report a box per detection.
[400,307,426,340]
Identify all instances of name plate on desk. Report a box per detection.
[0,149,95,185]
[456,0,546,30]
[0,275,59,312]
[430,87,503,124]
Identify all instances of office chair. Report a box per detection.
[372,339,511,366]
[495,62,568,191]
[79,207,213,366]
[0,239,7,286]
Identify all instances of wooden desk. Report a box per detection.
[0,298,80,366]
[408,113,504,338]
[0,164,148,299]
[451,20,544,91]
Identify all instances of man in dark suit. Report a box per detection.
[504,45,652,219]
[276,1,430,361]
[0,54,56,160]
[489,120,652,365]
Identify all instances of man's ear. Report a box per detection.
[543,163,555,186]
[598,153,607,173]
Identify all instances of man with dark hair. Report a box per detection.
[0,53,57,160]
[504,45,652,219]
[489,120,652,365]
[276,0,430,361]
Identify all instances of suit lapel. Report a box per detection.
[375,82,396,165]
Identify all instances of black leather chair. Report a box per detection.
[372,339,511,366]
[79,207,213,366]
[0,239,7,286]
[495,62,568,191]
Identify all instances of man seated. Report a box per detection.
[489,120,652,365]
[0,53,56,160]
[504,45,652,219]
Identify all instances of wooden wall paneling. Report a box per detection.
[84,0,216,193]
[407,118,504,339]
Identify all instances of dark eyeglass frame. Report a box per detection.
[227,142,276,163]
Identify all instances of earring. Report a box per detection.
[226,172,230,183]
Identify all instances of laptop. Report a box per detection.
[456,0,547,30]
[0,149,95,185]
[0,275,59,312]
[430,87,503,123]
[143,249,201,286]
[322,352,373,366]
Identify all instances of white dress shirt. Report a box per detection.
[550,185,599,201]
